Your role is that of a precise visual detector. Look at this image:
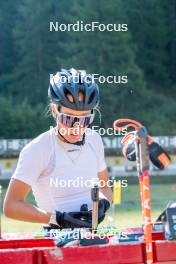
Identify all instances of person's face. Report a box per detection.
[53,93,91,143]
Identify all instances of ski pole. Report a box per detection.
[136,127,153,264]
[113,119,153,264]
[91,184,99,231]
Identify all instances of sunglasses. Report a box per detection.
[57,111,94,128]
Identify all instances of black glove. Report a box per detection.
[98,199,110,224]
[148,142,171,170]
[122,133,171,170]
[56,210,92,229]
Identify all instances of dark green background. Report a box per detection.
[0,0,176,138]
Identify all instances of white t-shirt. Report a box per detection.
[12,128,107,213]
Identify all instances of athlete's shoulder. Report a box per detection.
[22,129,54,153]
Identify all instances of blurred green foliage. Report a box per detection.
[0,0,176,137]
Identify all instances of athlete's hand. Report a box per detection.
[79,200,110,225]
[98,199,110,224]
[56,210,92,229]
[55,199,110,228]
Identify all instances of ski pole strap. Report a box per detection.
[113,118,142,132]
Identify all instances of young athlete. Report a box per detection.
[3,69,112,228]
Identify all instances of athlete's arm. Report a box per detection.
[98,168,112,203]
[3,179,51,223]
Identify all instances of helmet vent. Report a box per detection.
[78,90,84,102]
[88,91,95,104]
[64,88,74,103]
